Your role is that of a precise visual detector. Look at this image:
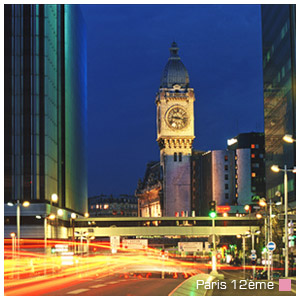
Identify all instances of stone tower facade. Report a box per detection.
[156,42,195,216]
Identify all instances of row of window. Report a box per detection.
[174,152,182,162]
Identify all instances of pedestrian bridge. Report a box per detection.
[73,216,261,237]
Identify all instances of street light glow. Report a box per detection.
[48,214,56,220]
[256,213,263,219]
[7,202,14,207]
[22,201,30,207]
[244,205,250,211]
[71,213,77,219]
[35,215,42,219]
[10,232,16,238]
[84,212,90,218]
[282,134,295,143]
[57,209,63,216]
[51,193,58,202]
[271,165,280,172]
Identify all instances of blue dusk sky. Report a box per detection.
[80,4,264,197]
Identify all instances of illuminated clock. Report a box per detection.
[166,106,188,130]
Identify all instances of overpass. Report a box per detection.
[72,216,262,238]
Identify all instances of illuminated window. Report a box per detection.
[96,204,99,209]
[235,155,238,160]
[224,155,228,161]
[251,154,255,158]
[251,144,255,149]
[252,173,256,177]
[104,204,109,209]
[236,193,238,198]
[235,184,238,188]
[91,205,94,209]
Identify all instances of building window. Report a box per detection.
[179,152,182,162]
[259,153,264,158]
[251,144,255,149]
[174,152,177,161]
[103,204,109,209]
[236,193,238,198]
[225,184,228,190]
[251,172,256,177]
[224,155,228,161]
[224,165,228,171]
[225,174,228,180]
[96,204,99,209]
[225,193,229,199]
[251,154,255,158]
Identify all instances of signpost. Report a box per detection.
[267,241,276,280]
[178,242,203,252]
[122,239,148,250]
[110,236,120,254]
[267,241,276,252]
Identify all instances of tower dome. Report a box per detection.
[160,42,189,89]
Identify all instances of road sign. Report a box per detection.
[267,241,276,252]
[178,242,203,252]
[208,235,220,245]
[251,253,257,260]
[122,239,148,250]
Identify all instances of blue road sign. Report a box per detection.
[251,253,257,260]
[267,241,276,251]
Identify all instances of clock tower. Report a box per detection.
[156,42,195,216]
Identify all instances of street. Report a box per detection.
[42,273,185,296]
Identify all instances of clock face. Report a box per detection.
[166,106,188,130]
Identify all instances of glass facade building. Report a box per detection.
[4,5,87,217]
[261,4,296,205]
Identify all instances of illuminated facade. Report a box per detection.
[88,195,138,217]
[135,162,163,217]
[198,132,265,215]
[156,42,195,216]
[261,5,296,205]
[4,4,87,238]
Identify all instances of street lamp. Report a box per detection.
[7,200,31,252]
[70,213,77,253]
[271,164,296,278]
[236,233,250,278]
[282,134,295,144]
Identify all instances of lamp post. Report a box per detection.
[271,164,296,278]
[237,233,250,279]
[70,213,77,253]
[7,200,30,253]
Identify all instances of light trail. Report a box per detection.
[4,239,203,296]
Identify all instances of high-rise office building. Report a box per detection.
[197,132,265,215]
[4,4,87,238]
[261,5,296,206]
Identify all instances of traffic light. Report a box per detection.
[209,200,217,219]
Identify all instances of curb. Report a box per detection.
[169,273,216,296]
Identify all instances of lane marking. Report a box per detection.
[67,289,90,295]
[107,281,119,284]
[90,284,107,288]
